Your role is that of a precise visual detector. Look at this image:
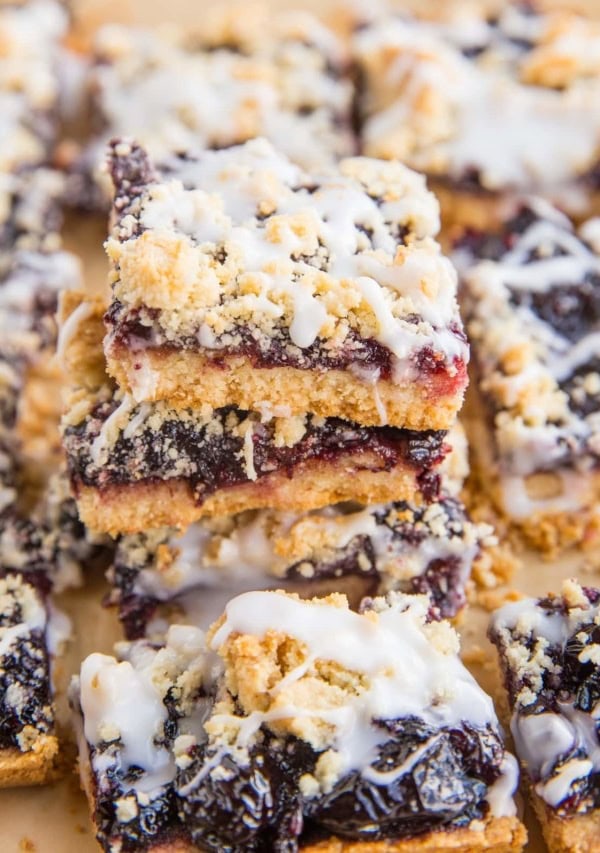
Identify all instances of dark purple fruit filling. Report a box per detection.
[490,590,600,814]
[65,402,447,501]
[92,753,184,853]
[305,719,500,842]
[511,277,600,345]
[0,625,53,749]
[174,718,504,851]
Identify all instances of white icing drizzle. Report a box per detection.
[354,7,600,198]
[0,577,47,659]
[492,590,600,809]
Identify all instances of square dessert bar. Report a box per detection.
[0,0,67,173]
[103,138,468,430]
[353,5,600,227]
[457,200,600,553]
[0,573,58,787]
[73,589,526,852]
[489,579,600,853]
[70,11,354,207]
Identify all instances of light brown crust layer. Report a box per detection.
[73,456,429,535]
[0,735,59,788]
[105,345,465,431]
[531,793,600,853]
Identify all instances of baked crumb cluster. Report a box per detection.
[490,579,600,816]
[354,4,600,202]
[0,574,53,753]
[75,589,519,851]
[458,201,600,521]
[109,494,492,638]
[72,10,353,206]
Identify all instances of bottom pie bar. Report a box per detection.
[72,589,526,853]
[489,580,600,853]
[0,573,59,787]
[109,492,492,639]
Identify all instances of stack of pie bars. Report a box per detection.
[2,2,600,852]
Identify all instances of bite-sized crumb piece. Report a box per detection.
[69,11,353,207]
[74,590,526,851]
[353,5,600,222]
[490,579,600,852]
[457,199,600,553]
[0,574,58,787]
[102,138,467,430]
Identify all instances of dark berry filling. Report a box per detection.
[174,718,504,851]
[64,402,448,502]
[0,585,52,750]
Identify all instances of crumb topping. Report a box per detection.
[354,6,600,193]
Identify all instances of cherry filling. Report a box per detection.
[173,718,504,851]
[64,403,448,502]
[106,300,466,390]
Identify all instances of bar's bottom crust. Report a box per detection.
[531,786,600,853]
[73,453,430,535]
[0,735,59,788]
[106,346,466,431]
[85,817,526,853]
[305,817,526,852]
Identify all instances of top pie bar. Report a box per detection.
[353,4,600,212]
[103,138,468,430]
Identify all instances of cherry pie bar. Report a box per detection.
[103,138,468,430]
[0,573,58,787]
[73,589,526,852]
[489,579,600,853]
[353,4,600,227]
[457,200,600,552]
[68,11,353,208]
